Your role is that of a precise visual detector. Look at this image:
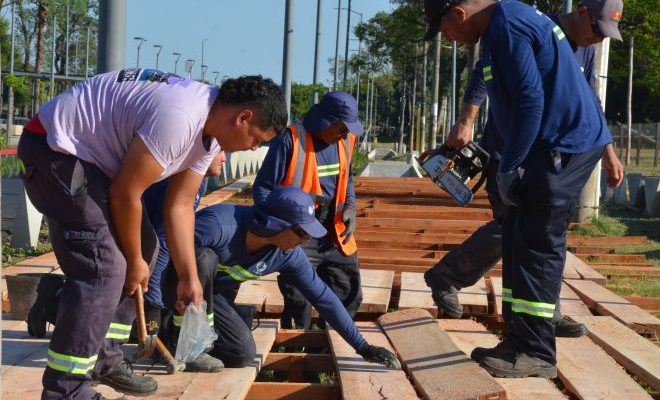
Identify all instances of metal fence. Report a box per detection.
[609,123,660,168]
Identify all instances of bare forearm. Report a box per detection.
[164,203,197,281]
[458,103,480,126]
[109,187,143,264]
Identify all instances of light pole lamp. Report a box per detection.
[212,71,220,85]
[133,36,146,68]
[201,65,208,82]
[201,38,208,81]
[172,52,181,74]
[153,44,162,69]
[185,59,195,79]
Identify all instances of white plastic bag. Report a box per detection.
[175,301,218,363]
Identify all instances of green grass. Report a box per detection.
[614,148,660,176]
[2,220,53,267]
[570,204,660,298]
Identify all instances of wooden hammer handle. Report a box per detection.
[134,286,148,345]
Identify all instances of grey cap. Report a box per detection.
[581,0,623,41]
[423,0,461,41]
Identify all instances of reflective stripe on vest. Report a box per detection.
[105,322,132,340]
[47,349,98,375]
[282,123,357,256]
[553,25,565,41]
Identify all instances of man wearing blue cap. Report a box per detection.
[423,0,613,378]
[159,187,401,369]
[253,92,364,329]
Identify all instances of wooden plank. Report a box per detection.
[576,253,647,264]
[558,283,592,317]
[398,272,488,317]
[246,382,340,400]
[274,330,328,348]
[565,252,607,284]
[235,274,284,313]
[438,319,566,400]
[556,336,652,400]
[262,353,334,372]
[570,316,660,392]
[358,269,394,313]
[235,269,393,316]
[565,279,660,335]
[179,319,279,400]
[327,322,418,400]
[377,309,505,400]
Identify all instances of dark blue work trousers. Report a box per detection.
[502,146,604,365]
[18,132,158,400]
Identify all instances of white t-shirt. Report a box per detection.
[38,69,221,180]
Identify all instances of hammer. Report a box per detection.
[133,286,186,374]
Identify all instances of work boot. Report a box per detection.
[27,274,65,338]
[470,338,514,363]
[555,316,588,337]
[91,392,127,400]
[480,352,557,378]
[99,359,157,396]
[423,270,463,319]
[184,353,224,373]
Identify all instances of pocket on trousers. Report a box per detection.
[544,204,573,236]
[56,229,101,280]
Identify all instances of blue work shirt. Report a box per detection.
[194,203,367,351]
[252,128,356,220]
[478,0,612,172]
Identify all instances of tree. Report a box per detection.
[290,83,327,121]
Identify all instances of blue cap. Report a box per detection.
[246,187,327,238]
[303,91,364,137]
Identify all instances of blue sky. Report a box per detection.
[125,0,393,86]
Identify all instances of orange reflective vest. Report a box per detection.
[282,123,357,256]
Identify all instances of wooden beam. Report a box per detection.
[327,322,418,399]
[246,382,339,400]
[570,316,660,392]
[565,252,607,284]
[556,336,653,400]
[263,353,335,373]
[565,279,660,335]
[274,330,328,348]
[377,308,506,400]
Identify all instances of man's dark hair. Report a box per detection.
[217,75,288,135]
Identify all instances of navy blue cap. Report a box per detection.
[246,187,327,238]
[303,91,364,137]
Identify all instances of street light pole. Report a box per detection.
[85,25,90,77]
[134,36,146,68]
[313,0,322,104]
[185,59,195,79]
[212,71,219,86]
[201,65,208,82]
[343,0,351,86]
[282,0,294,122]
[172,52,181,74]
[333,0,342,90]
[153,44,162,69]
[65,0,70,76]
[201,38,208,81]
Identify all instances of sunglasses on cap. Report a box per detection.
[291,225,310,239]
[590,11,605,38]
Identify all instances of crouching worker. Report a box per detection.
[159,187,401,369]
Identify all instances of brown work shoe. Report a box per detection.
[480,352,557,378]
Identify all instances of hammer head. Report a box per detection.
[166,359,187,374]
[133,335,157,361]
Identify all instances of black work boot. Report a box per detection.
[27,274,65,338]
[555,316,588,337]
[184,353,224,373]
[480,352,557,378]
[99,359,157,396]
[423,269,463,319]
[471,338,514,363]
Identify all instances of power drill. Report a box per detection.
[419,143,490,206]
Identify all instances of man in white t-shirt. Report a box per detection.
[17,71,287,400]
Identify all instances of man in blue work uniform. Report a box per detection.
[424,0,614,378]
[423,0,624,338]
[159,187,401,370]
[252,92,362,329]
